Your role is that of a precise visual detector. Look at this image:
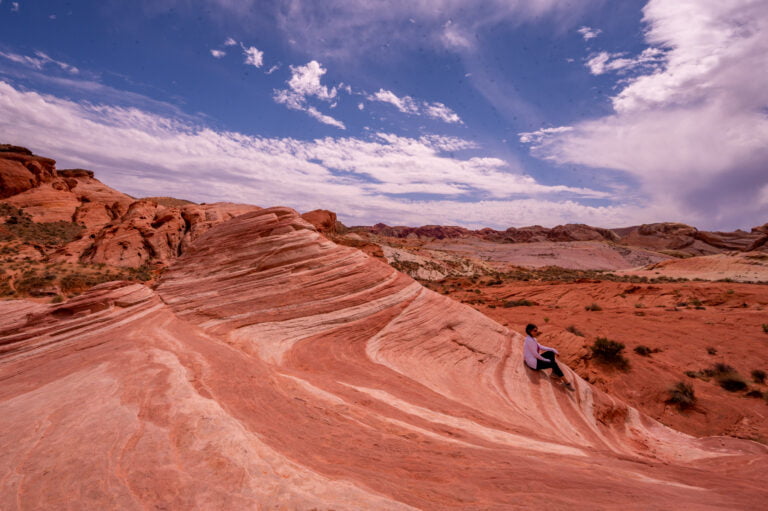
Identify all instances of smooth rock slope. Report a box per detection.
[2,207,767,510]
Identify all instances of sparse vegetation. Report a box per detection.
[706,347,718,355]
[589,337,629,369]
[502,299,536,307]
[751,370,766,384]
[746,390,764,399]
[762,324,768,334]
[0,203,83,246]
[666,382,696,410]
[566,325,584,337]
[633,345,656,357]
[584,303,602,312]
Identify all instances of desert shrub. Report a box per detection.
[718,376,747,392]
[589,337,629,369]
[706,347,717,355]
[634,303,645,308]
[666,382,696,410]
[566,325,584,337]
[713,366,747,392]
[584,303,602,312]
[59,273,91,294]
[751,369,766,384]
[713,363,735,375]
[746,390,764,399]
[503,299,536,307]
[51,294,64,303]
[634,345,653,356]
[684,370,698,378]
[15,274,57,296]
[763,324,768,334]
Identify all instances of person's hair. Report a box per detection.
[526,323,537,335]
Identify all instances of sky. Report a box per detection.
[0,0,766,230]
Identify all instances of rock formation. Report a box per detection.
[0,147,260,269]
[2,207,766,509]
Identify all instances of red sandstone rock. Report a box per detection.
[2,207,767,509]
[301,208,338,233]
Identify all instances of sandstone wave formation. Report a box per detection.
[2,207,767,510]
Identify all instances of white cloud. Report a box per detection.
[0,80,629,228]
[519,126,574,145]
[305,106,346,129]
[224,37,237,46]
[266,64,280,75]
[357,103,364,110]
[210,49,226,58]
[11,2,19,13]
[524,0,768,230]
[423,102,462,124]
[585,48,665,76]
[0,50,79,74]
[273,60,345,129]
[367,89,419,114]
[367,88,463,124]
[242,46,263,67]
[577,26,601,40]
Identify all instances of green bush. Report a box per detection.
[667,382,696,410]
[566,325,584,337]
[584,303,602,311]
[589,337,629,369]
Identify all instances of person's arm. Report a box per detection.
[525,336,551,361]
[537,342,559,355]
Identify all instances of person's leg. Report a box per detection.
[540,351,564,378]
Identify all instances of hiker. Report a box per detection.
[523,323,573,390]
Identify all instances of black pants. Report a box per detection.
[535,351,564,378]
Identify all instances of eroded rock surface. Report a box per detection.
[2,207,766,509]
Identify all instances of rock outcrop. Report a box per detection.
[2,207,766,509]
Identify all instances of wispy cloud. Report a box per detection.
[0,50,79,74]
[224,37,237,46]
[210,49,226,59]
[577,26,601,40]
[273,0,599,59]
[585,48,665,76]
[366,88,463,124]
[0,80,630,228]
[523,0,768,230]
[273,60,345,129]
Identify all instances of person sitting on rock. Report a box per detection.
[523,323,574,390]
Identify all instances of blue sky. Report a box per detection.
[1,0,766,230]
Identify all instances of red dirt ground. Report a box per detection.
[431,277,768,442]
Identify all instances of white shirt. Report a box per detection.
[523,335,558,369]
